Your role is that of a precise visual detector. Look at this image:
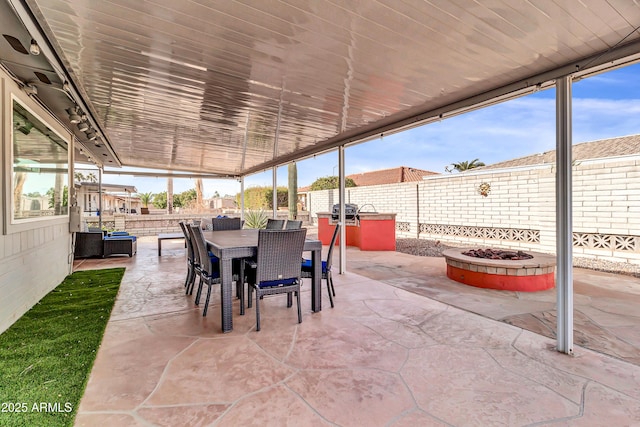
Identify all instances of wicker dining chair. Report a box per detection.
[265,218,285,229]
[211,216,244,297]
[212,217,242,231]
[301,222,340,308]
[185,224,202,296]
[178,221,196,290]
[284,220,302,229]
[245,228,307,331]
[189,224,221,316]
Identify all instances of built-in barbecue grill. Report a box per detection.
[331,203,358,221]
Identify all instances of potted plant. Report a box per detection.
[139,192,154,214]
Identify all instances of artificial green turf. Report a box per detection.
[0,268,124,427]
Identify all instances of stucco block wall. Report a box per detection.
[0,222,72,334]
[307,156,640,264]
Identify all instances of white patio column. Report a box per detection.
[338,145,346,274]
[272,167,277,218]
[240,177,245,222]
[556,75,574,355]
[98,167,103,230]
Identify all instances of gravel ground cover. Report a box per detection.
[396,238,640,278]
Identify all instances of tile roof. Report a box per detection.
[482,134,640,170]
[299,166,437,191]
[347,166,438,187]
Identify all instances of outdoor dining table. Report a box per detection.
[203,229,323,333]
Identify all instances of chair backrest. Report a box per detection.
[265,218,285,229]
[325,223,341,271]
[189,224,216,276]
[178,221,195,262]
[256,229,307,284]
[186,224,203,268]
[212,217,242,231]
[284,220,302,229]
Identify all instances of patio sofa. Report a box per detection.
[74,231,137,258]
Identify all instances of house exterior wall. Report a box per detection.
[307,156,640,264]
[0,71,73,334]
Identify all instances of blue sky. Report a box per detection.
[96,62,640,198]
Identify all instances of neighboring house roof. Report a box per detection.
[348,166,438,186]
[481,134,640,170]
[298,166,437,192]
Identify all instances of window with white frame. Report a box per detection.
[11,99,68,221]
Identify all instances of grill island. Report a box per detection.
[317,206,396,251]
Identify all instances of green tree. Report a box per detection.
[237,186,275,210]
[445,159,485,172]
[46,185,68,208]
[153,191,168,209]
[309,176,357,191]
[175,188,197,208]
[265,187,288,209]
[85,172,98,183]
[74,172,86,182]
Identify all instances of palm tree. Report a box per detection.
[139,192,154,207]
[13,172,26,217]
[445,158,485,172]
[195,178,204,211]
[86,172,98,182]
[139,192,153,214]
[167,177,174,214]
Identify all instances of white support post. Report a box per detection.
[240,177,245,222]
[98,167,103,230]
[338,146,346,274]
[556,75,574,355]
[272,167,277,218]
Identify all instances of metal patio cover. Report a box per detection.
[22,0,640,176]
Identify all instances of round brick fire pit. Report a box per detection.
[442,248,556,292]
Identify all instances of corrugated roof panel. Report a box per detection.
[14,0,640,175]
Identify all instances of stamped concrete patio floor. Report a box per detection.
[73,237,640,426]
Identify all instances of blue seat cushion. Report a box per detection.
[109,231,129,236]
[258,278,298,288]
[207,251,220,263]
[104,235,137,242]
[301,258,327,273]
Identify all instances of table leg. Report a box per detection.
[239,261,245,315]
[220,258,234,333]
[158,239,162,256]
[311,248,322,312]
